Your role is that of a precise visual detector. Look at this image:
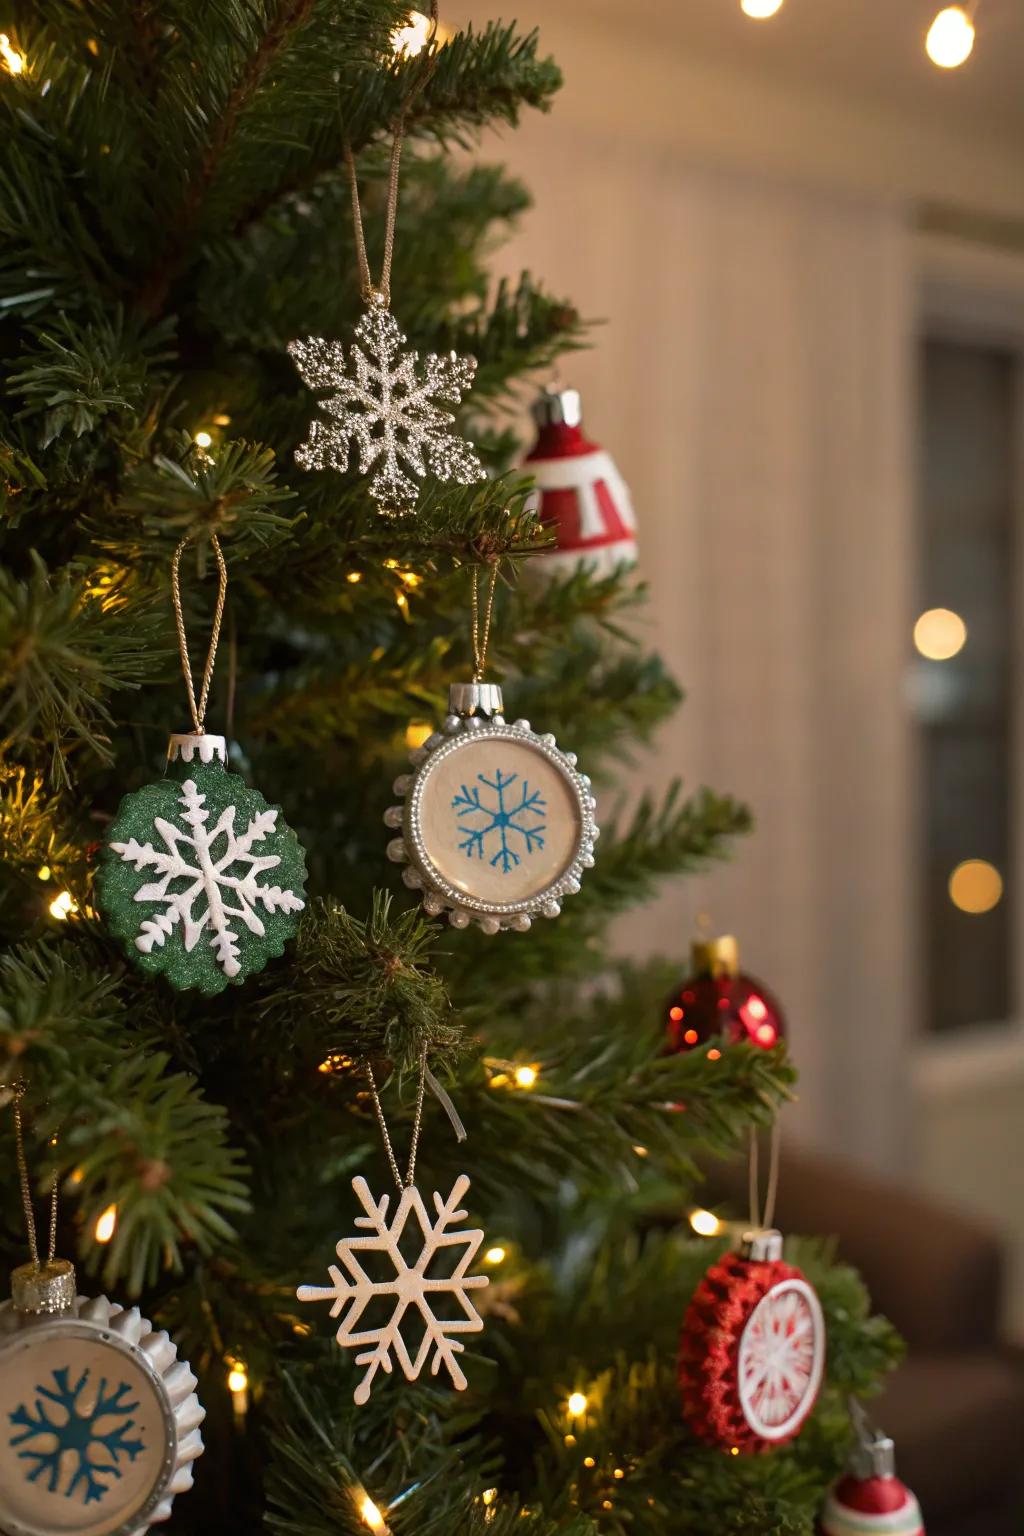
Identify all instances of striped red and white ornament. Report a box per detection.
[524,385,637,580]
[821,1411,924,1536]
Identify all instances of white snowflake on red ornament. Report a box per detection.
[679,1231,825,1453]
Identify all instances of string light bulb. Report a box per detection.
[37,865,51,882]
[689,1208,722,1238]
[926,6,975,67]
[226,1361,248,1394]
[741,0,784,17]
[484,1245,506,1265]
[193,429,213,449]
[514,1065,538,1089]
[358,1494,387,1532]
[94,1204,118,1244]
[567,1391,588,1417]
[0,33,26,73]
[49,890,78,921]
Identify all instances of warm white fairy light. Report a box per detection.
[358,1494,387,1532]
[193,429,213,449]
[689,1209,722,1238]
[227,1361,248,1394]
[484,1245,506,1265]
[741,0,784,17]
[49,890,78,921]
[94,1204,118,1243]
[37,864,51,881]
[926,6,975,67]
[0,33,26,74]
[567,1391,588,1417]
[514,1065,538,1089]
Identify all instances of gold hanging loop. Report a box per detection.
[171,533,228,735]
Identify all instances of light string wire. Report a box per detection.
[470,564,499,681]
[171,532,228,736]
[11,1084,58,1269]
[364,1044,428,1192]
[342,1,440,307]
[747,1118,782,1232]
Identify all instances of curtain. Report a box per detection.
[490,120,915,1170]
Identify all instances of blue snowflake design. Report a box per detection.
[9,1365,145,1505]
[452,768,547,873]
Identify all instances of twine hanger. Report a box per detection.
[748,1120,782,1233]
[342,1,440,309]
[171,532,227,736]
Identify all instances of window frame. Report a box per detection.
[914,232,1024,1087]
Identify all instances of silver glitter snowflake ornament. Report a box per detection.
[288,297,486,513]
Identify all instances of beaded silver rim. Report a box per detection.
[385,713,598,933]
[0,1294,205,1536]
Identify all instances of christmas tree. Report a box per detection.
[0,6,900,1533]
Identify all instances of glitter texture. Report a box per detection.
[288,301,486,512]
[98,759,307,996]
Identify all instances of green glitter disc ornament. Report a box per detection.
[97,733,307,996]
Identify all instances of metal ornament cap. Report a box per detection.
[11,1260,76,1316]
[448,682,504,719]
[741,1228,784,1263]
[690,933,740,979]
[531,386,582,429]
[0,1291,204,1536]
[851,1434,897,1479]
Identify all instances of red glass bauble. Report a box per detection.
[663,935,785,1054]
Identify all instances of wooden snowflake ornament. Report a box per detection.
[679,1230,825,1454]
[297,1174,488,1404]
[97,734,307,996]
[0,1261,204,1536]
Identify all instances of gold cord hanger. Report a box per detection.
[171,533,228,735]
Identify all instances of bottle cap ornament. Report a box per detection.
[0,1093,204,1536]
[96,535,307,995]
[524,384,638,580]
[385,567,598,932]
[821,1406,925,1536]
[663,932,785,1054]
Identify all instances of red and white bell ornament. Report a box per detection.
[524,386,638,579]
[821,1418,924,1536]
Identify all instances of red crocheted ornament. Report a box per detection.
[679,1250,825,1453]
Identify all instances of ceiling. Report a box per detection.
[579,0,1024,146]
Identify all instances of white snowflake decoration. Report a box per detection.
[737,1277,825,1442]
[110,779,305,981]
[297,1173,489,1404]
[288,301,487,511]
[453,768,547,873]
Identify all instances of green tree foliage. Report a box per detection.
[0,4,898,1531]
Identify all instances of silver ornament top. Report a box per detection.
[742,1228,784,1263]
[11,1258,76,1315]
[531,386,582,428]
[448,681,504,719]
[851,1433,897,1478]
[167,733,227,765]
